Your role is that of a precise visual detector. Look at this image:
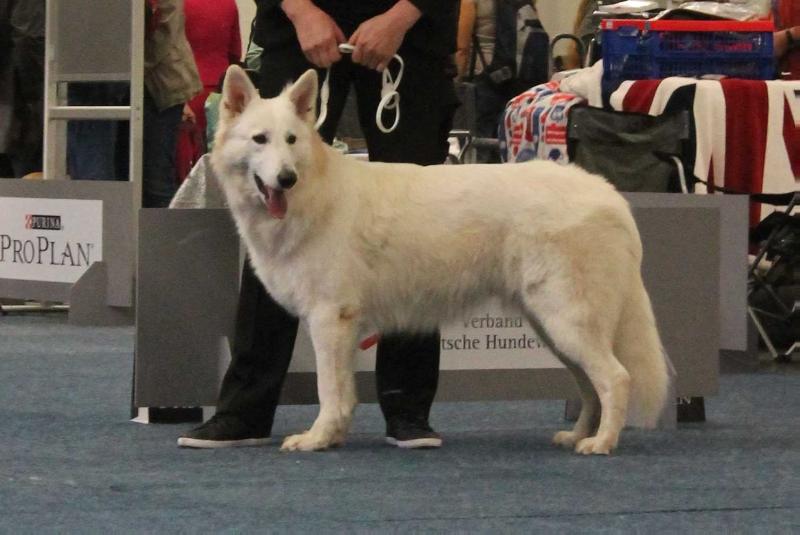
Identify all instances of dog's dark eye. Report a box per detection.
[286,133,297,145]
[252,133,269,144]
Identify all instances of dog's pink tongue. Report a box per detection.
[267,187,287,219]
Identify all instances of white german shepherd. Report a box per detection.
[211,65,670,455]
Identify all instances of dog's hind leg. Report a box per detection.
[552,362,600,449]
[530,310,630,454]
[520,279,630,455]
[281,305,359,452]
[569,351,630,455]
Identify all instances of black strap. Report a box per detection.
[693,176,800,206]
[469,33,491,78]
[247,17,256,55]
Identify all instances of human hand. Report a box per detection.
[182,103,196,123]
[281,0,345,68]
[774,26,800,59]
[349,0,421,71]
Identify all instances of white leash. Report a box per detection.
[315,43,404,134]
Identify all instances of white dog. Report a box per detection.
[211,65,670,455]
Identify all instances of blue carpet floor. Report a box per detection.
[1,314,798,533]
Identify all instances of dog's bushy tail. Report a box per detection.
[614,274,672,428]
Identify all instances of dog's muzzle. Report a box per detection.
[253,173,289,219]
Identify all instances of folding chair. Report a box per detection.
[747,192,800,362]
[450,81,501,164]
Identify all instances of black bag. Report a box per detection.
[469,0,550,99]
[566,107,692,193]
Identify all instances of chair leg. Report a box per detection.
[748,307,779,360]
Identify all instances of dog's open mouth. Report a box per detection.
[254,173,288,219]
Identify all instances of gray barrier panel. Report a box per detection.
[134,193,741,409]
[134,209,239,407]
[53,0,132,81]
[626,192,749,352]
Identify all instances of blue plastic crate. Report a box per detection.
[601,19,775,97]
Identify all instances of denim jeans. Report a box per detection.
[141,91,182,208]
[67,83,182,208]
[67,82,129,181]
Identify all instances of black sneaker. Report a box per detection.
[177,414,271,449]
[385,417,442,449]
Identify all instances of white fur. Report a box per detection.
[212,65,671,455]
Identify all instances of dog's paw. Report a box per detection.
[280,431,339,452]
[552,430,585,448]
[574,436,614,455]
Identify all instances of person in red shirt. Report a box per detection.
[176,0,241,181]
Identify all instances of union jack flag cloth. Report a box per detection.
[610,78,800,226]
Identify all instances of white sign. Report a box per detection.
[290,298,562,373]
[438,298,562,370]
[0,198,103,283]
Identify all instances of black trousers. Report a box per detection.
[215,40,458,432]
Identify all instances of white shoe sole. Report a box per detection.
[385,436,442,449]
[177,436,272,449]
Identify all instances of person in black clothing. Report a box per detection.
[0,0,45,178]
[179,0,459,449]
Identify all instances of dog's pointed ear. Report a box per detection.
[287,69,318,125]
[221,64,258,122]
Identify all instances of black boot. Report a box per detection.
[376,331,442,449]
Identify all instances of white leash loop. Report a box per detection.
[376,52,403,133]
[315,44,403,134]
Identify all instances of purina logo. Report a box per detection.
[25,214,63,231]
[0,198,102,283]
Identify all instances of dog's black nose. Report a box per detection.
[277,169,297,189]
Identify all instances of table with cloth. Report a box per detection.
[609,78,800,226]
[501,74,800,225]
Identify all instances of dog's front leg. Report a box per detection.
[281,305,359,452]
